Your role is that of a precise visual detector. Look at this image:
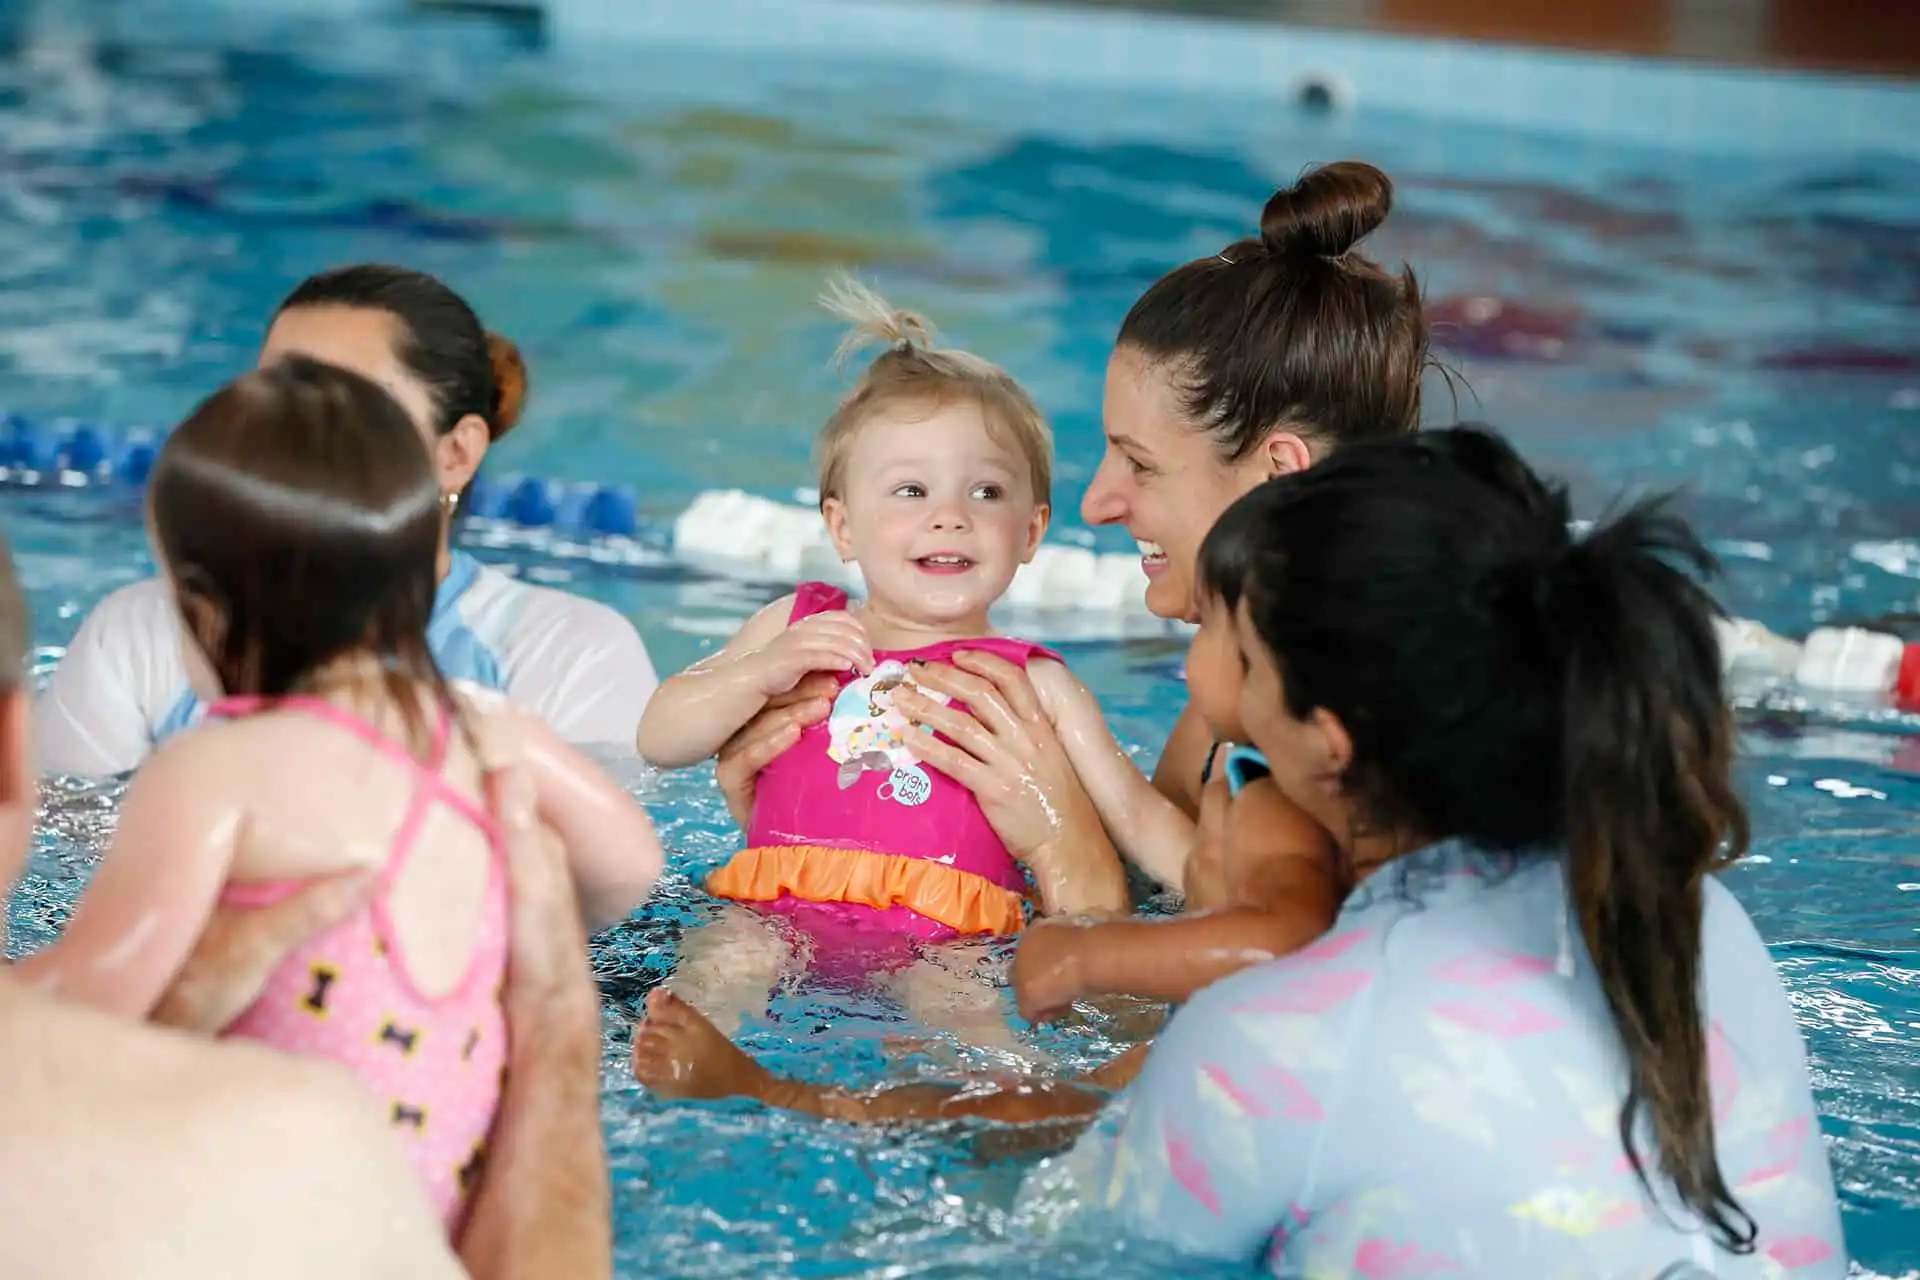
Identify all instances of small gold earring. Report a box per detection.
[441,490,460,512]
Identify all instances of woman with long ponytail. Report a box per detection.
[1060,426,1845,1274]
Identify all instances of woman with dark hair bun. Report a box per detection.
[35,264,658,776]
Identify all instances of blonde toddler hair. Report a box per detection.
[814,276,1052,509]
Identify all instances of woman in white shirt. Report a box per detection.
[35,263,658,775]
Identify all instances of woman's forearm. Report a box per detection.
[459,989,610,1280]
[1026,822,1130,918]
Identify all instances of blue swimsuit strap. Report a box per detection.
[1197,742,1271,796]
[1222,745,1270,798]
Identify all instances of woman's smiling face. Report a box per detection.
[1079,346,1280,621]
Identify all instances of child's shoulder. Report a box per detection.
[1227,776,1329,848]
[131,711,303,800]
[1018,651,1083,712]
[1225,775,1342,901]
[736,590,807,639]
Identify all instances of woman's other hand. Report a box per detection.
[150,867,373,1034]
[713,673,836,830]
[895,650,1127,917]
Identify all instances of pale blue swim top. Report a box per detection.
[1037,837,1848,1277]
[33,549,658,776]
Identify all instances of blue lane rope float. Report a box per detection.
[0,415,642,539]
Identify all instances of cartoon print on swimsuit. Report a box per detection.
[825,659,949,805]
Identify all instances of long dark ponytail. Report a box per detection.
[1198,425,1756,1251]
[1553,501,1754,1250]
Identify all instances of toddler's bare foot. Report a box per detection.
[631,989,768,1102]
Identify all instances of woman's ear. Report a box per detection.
[1259,430,1315,479]
[436,414,491,495]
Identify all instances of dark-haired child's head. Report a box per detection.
[1200,424,1756,1253]
[149,357,448,735]
[1198,425,1597,845]
[1084,160,1434,621]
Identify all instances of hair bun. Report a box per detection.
[1259,160,1394,261]
[820,274,936,368]
[485,332,528,440]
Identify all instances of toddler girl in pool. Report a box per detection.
[637,278,1193,1044]
[19,357,663,1233]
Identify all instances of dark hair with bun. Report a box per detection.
[276,263,528,443]
[1199,425,1756,1255]
[1117,160,1429,459]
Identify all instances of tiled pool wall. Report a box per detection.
[76,0,1920,160]
[543,0,1920,157]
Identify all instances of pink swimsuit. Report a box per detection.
[209,695,508,1233]
[708,583,1060,959]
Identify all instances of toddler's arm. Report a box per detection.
[1026,659,1195,891]
[1011,776,1340,1020]
[477,699,666,932]
[636,595,871,768]
[14,736,241,1017]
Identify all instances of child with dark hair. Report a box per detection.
[1055,425,1844,1274]
[17,358,662,1235]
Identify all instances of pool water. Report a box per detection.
[2,3,1917,1276]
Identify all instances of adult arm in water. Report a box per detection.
[1010,776,1339,1021]
[457,765,612,1278]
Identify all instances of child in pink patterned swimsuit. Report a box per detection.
[637,278,1194,1043]
[19,357,663,1233]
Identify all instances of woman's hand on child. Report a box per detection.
[487,763,599,1025]
[150,866,375,1034]
[715,674,838,828]
[893,651,1127,916]
[749,609,872,697]
[458,761,612,1279]
[1010,918,1092,1023]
